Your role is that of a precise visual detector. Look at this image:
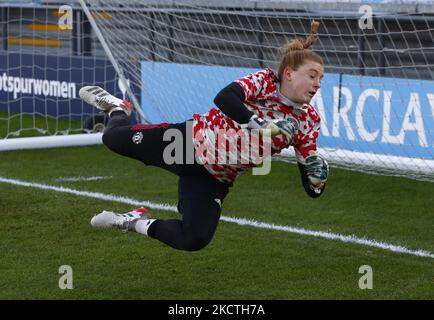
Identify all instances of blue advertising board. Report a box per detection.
[315,74,434,159]
[0,52,123,119]
[141,61,434,159]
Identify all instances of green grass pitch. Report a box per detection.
[0,145,433,299]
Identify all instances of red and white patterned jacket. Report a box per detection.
[192,68,321,185]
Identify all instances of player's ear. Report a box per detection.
[283,67,294,81]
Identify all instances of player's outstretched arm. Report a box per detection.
[214,82,254,124]
[214,82,298,142]
[297,155,329,198]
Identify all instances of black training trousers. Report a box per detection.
[102,111,230,251]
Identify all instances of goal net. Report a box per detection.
[0,1,121,150]
[1,0,434,181]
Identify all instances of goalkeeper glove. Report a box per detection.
[247,115,298,143]
[305,155,329,188]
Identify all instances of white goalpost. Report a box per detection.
[0,0,433,181]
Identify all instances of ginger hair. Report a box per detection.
[277,20,323,80]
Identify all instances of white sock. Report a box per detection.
[108,106,126,117]
[135,219,156,236]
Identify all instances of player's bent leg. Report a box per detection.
[90,172,229,251]
[90,199,221,251]
[146,174,229,251]
[180,197,222,251]
[147,197,221,251]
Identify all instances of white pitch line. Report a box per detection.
[1,176,433,259]
[54,176,113,182]
[0,177,177,212]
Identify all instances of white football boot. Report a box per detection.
[91,207,151,232]
[79,86,132,116]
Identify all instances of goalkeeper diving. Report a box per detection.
[79,20,329,252]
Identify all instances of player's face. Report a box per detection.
[282,60,324,104]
